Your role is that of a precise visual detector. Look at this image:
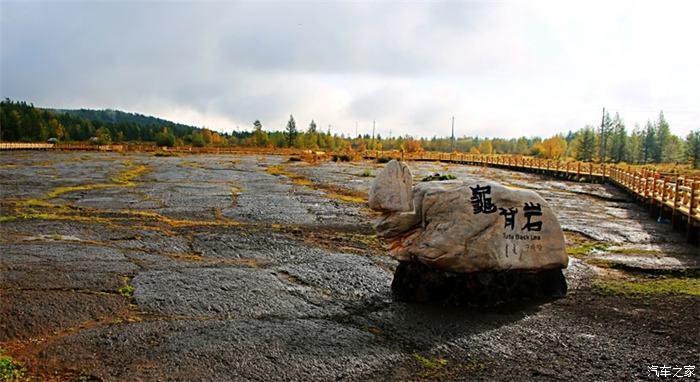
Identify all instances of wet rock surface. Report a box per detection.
[0,152,697,381]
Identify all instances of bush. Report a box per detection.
[359,169,373,177]
[155,130,176,147]
[376,156,394,164]
[332,154,351,162]
[421,173,456,182]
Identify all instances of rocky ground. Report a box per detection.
[0,152,698,381]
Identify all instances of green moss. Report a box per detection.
[118,276,135,298]
[595,277,700,296]
[421,173,456,182]
[358,169,373,177]
[0,351,25,382]
[566,242,610,258]
[413,354,448,370]
[412,354,486,381]
[153,151,179,157]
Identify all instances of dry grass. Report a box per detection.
[267,164,368,204]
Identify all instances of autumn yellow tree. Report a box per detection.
[402,138,422,153]
[478,140,493,155]
[539,136,567,159]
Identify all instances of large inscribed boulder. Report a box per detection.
[369,161,569,304]
[375,181,568,273]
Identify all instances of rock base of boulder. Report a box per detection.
[391,261,567,306]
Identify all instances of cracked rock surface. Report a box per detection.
[0,152,697,381]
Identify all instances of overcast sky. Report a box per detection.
[2,0,699,139]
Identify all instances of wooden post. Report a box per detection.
[690,181,698,218]
[602,164,606,181]
[651,174,660,218]
[688,181,699,243]
[672,178,682,229]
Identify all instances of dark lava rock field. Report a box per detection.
[1,151,697,381]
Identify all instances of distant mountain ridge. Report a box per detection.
[51,108,198,131]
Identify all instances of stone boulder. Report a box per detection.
[369,162,569,304]
[368,160,414,212]
[374,180,568,273]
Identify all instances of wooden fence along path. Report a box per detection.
[0,142,306,156]
[365,151,700,243]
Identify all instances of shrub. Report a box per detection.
[332,154,351,162]
[421,173,456,182]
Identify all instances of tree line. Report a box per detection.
[1,99,698,168]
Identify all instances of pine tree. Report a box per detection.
[642,120,657,163]
[285,115,297,147]
[627,124,644,163]
[686,130,700,169]
[576,127,597,162]
[599,110,612,163]
[251,120,269,147]
[609,113,627,162]
[656,111,671,162]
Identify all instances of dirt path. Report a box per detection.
[1,152,697,381]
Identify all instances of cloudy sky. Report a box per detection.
[2,0,699,139]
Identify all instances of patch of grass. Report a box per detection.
[413,354,448,371]
[118,276,135,298]
[117,209,240,227]
[266,165,285,176]
[0,351,25,382]
[266,165,314,186]
[566,242,610,258]
[327,193,366,204]
[178,161,203,169]
[47,184,111,199]
[413,354,486,381]
[358,168,373,177]
[595,277,700,296]
[267,164,368,204]
[2,212,63,222]
[18,198,55,208]
[111,164,149,185]
[153,151,179,157]
[421,173,456,182]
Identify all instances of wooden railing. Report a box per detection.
[0,143,322,157]
[365,150,700,225]
[0,142,54,150]
[608,167,700,223]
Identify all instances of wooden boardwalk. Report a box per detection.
[366,151,700,243]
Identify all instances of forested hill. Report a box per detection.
[0,99,211,145]
[54,108,196,134]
